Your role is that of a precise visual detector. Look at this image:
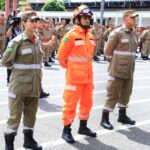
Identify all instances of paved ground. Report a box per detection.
[0,56,150,150]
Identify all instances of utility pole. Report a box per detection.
[5,0,18,17]
[100,0,105,25]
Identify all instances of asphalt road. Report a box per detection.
[0,57,150,150]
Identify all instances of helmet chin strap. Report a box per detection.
[77,17,90,29]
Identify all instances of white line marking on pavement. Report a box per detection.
[16,119,150,149]
[1,75,150,92]
[0,98,150,125]
[1,83,150,104]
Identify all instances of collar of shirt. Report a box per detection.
[75,25,87,33]
[122,24,133,33]
[22,31,36,43]
[75,25,89,36]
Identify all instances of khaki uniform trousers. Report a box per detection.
[94,40,101,56]
[142,41,150,56]
[0,39,4,55]
[43,47,50,62]
[7,95,38,131]
[104,77,133,112]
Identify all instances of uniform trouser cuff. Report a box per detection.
[5,128,17,134]
[103,106,114,112]
[23,126,34,131]
[117,103,128,108]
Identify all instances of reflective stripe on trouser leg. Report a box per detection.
[118,78,133,108]
[63,84,83,126]
[103,77,124,112]
[7,95,24,131]
[78,83,93,120]
[23,97,39,129]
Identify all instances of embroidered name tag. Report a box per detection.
[121,39,129,43]
[75,40,84,46]
[21,48,32,55]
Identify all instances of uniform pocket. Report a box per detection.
[17,76,33,95]
[18,47,33,64]
[67,65,87,82]
[120,39,130,50]
[117,57,130,74]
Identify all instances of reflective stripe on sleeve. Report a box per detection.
[8,92,16,99]
[108,75,115,81]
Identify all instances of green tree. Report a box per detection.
[0,0,5,11]
[42,0,66,11]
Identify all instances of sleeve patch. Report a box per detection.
[6,47,14,52]
[63,38,69,42]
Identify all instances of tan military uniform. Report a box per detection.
[2,31,43,132]
[55,25,67,50]
[91,26,103,56]
[103,27,113,42]
[103,25,138,111]
[141,29,150,57]
[49,26,56,57]
[42,27,52,62]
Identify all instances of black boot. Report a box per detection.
[40,89,49,98]
[62,124,75,143]
[100,110,113,130]
[49,57,55,63]
[93,56,100,62]
[118,108,136,125]
[23,129,42,150]
[4,132,16,150]
[78,120,97,137]
[44,62,51,67]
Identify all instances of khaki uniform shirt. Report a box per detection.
[105,25,138,79]
[56,25,67,40]
[103,28,113,42]
[141,29,150,43]
[0,22,6,40]
[2,31,43,97]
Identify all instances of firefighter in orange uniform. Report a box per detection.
[58,5,97,143]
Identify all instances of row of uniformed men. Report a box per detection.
[91,22,150,61]
[1,8,150,150]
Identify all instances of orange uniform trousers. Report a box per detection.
[63,82,93,126]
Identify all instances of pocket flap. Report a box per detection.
[17,76,33,83]
[71,65,87,70]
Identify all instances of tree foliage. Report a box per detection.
[0,0,5,11]
[42,0,66,11]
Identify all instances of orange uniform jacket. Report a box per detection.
[58,25,95,84]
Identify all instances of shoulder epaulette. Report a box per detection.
[13,34,23,42]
